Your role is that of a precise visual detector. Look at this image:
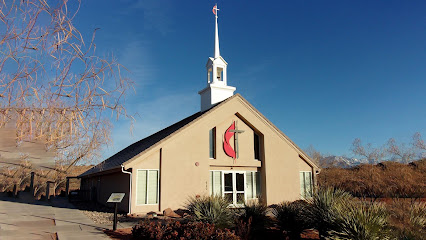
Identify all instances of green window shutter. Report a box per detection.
[147,170,159,204]
[212,171,222,196]
[246,171,253,199]
[137,170,147,205]
[306,172,312,198]
[245,171,261,199]
[255,171,261,198]
[300,172,305,199]
[300,172,313,199]
[210,171,213,196]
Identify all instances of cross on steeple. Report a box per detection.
[213,4,219,17]
[230,121,245,159]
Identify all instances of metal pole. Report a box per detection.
[65,177,70,197]
[113,202,118,231]
[30,172,35,196]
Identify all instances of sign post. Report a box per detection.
[107,193,125,231]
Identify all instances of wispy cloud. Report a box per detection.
[117,39,157,90]
[123,0,175,35]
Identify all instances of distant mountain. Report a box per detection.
[320,155,368,168]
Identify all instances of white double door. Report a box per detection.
[222,171,245,206]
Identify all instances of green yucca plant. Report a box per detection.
[306,187,353,240]
[410,202,426,229]
[272,200,314,240]
[185,195,234,229]
[329,202,390,240]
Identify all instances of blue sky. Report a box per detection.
[72,0,426,159]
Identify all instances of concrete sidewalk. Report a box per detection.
[0,193,110,240]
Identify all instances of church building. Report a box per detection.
[79,6,320,214]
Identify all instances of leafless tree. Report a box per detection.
[413,132,426,151]
[351,138,386,164]
[386,138,416,163]
[0,0,134,193]
[305,145,322,165]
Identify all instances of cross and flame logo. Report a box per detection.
[223,121,245,159]
[223,122,236,159]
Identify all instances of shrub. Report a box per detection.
[185,195,234,229]
[132,219,240,240]
[272,200,314,240]
[307,187,353,239]
[236,201,270,240]
[319,160,426,199]
[330,202,390,240]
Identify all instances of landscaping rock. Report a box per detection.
[163,208,181,218]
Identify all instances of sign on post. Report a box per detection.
[107,193,125,231]
[107,193,125,203]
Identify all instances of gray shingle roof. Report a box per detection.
[79,111,204,177]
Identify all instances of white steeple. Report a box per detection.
[214,4,220,58]
[199,4,236,112]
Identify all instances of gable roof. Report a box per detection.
[79,94,319,178]
[79,111,205,177]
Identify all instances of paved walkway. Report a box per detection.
[0,193,110,240]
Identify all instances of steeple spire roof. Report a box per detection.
[199,4,235,112]
[213,4,220,58]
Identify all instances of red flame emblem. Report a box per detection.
[223,122,236,158]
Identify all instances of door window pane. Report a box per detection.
[224,193,233,203]
[236,173,244,191]
[224,173,233,192]
[237,193,245,204]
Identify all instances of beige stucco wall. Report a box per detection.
[127,150,161,213]
[123,95,318,214]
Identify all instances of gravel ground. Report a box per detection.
[72,201,138,225]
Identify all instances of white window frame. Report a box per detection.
[136,169,159,206]
[300,171,313,199]
[222,171,246,207]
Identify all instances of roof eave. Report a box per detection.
[78,166,122,178]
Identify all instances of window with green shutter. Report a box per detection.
[209,128,216,159]
[245,171,261,199]
[136,169,159,205]
[210,171,222,196]
[300,171,313,199]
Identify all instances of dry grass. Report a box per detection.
[319,159,425,199]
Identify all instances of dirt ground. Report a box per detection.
[104,228,133,240]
